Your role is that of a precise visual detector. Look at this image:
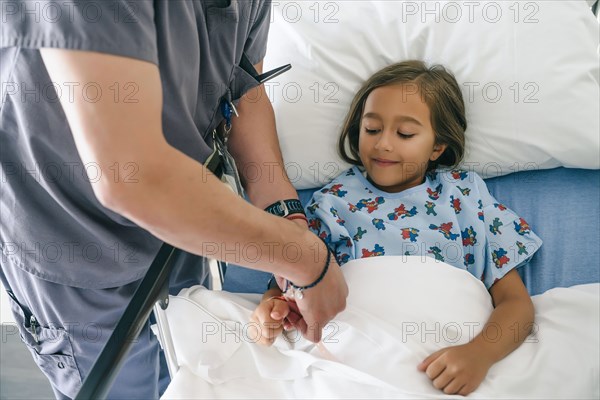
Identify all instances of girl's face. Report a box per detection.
[358,84,447,193]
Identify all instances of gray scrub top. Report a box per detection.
[0,0,271,289]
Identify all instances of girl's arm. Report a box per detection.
[470,269,534,364]
[419,269,534,395]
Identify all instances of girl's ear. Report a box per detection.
[430,143,448,161]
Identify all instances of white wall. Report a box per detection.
[1,282,16,324]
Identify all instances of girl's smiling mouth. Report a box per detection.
[373,158,399,166]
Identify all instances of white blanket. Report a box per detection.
[161,256,599,399]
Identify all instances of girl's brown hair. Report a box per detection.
[338,60,467,172]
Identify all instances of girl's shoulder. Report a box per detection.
[314,166,363,197]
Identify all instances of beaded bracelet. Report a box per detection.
[286,238,332,299]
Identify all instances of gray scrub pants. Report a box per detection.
[1,248,208,399]
[0,257,161,400]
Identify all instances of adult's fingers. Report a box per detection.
[296,255,348,343]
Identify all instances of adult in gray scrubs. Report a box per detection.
[0,1,348,398]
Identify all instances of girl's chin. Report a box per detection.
[367,169,403,181]
[367,172,423,192]
[367,175,400,188]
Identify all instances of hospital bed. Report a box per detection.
[75,1,600,398]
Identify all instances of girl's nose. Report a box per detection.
[374,131,394,152]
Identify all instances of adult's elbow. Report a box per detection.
[92,159,168,225]
[93,179,133,214]
[91,165,149,214]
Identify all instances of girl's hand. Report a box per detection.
[417,342,493,396]
[249,296,291,346]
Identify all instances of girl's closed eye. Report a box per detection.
[398,132,415,138]
[364,127,380,134]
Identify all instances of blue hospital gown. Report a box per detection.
[306,166,543,289]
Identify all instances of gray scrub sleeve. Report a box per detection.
[244,0,272,65]
[0,0,158,64]
[0,0,272,289]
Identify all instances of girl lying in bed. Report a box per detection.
[251,60,543,396]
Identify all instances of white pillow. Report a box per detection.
[263,1,600,189]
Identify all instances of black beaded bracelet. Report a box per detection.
[287,238,332,299]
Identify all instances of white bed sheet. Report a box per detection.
[161,256,599,399]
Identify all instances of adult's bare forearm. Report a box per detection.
[38,49,320,284]
[227,84,299,209]
[107,144,321,285]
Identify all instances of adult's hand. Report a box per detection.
[290,242,348,343]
